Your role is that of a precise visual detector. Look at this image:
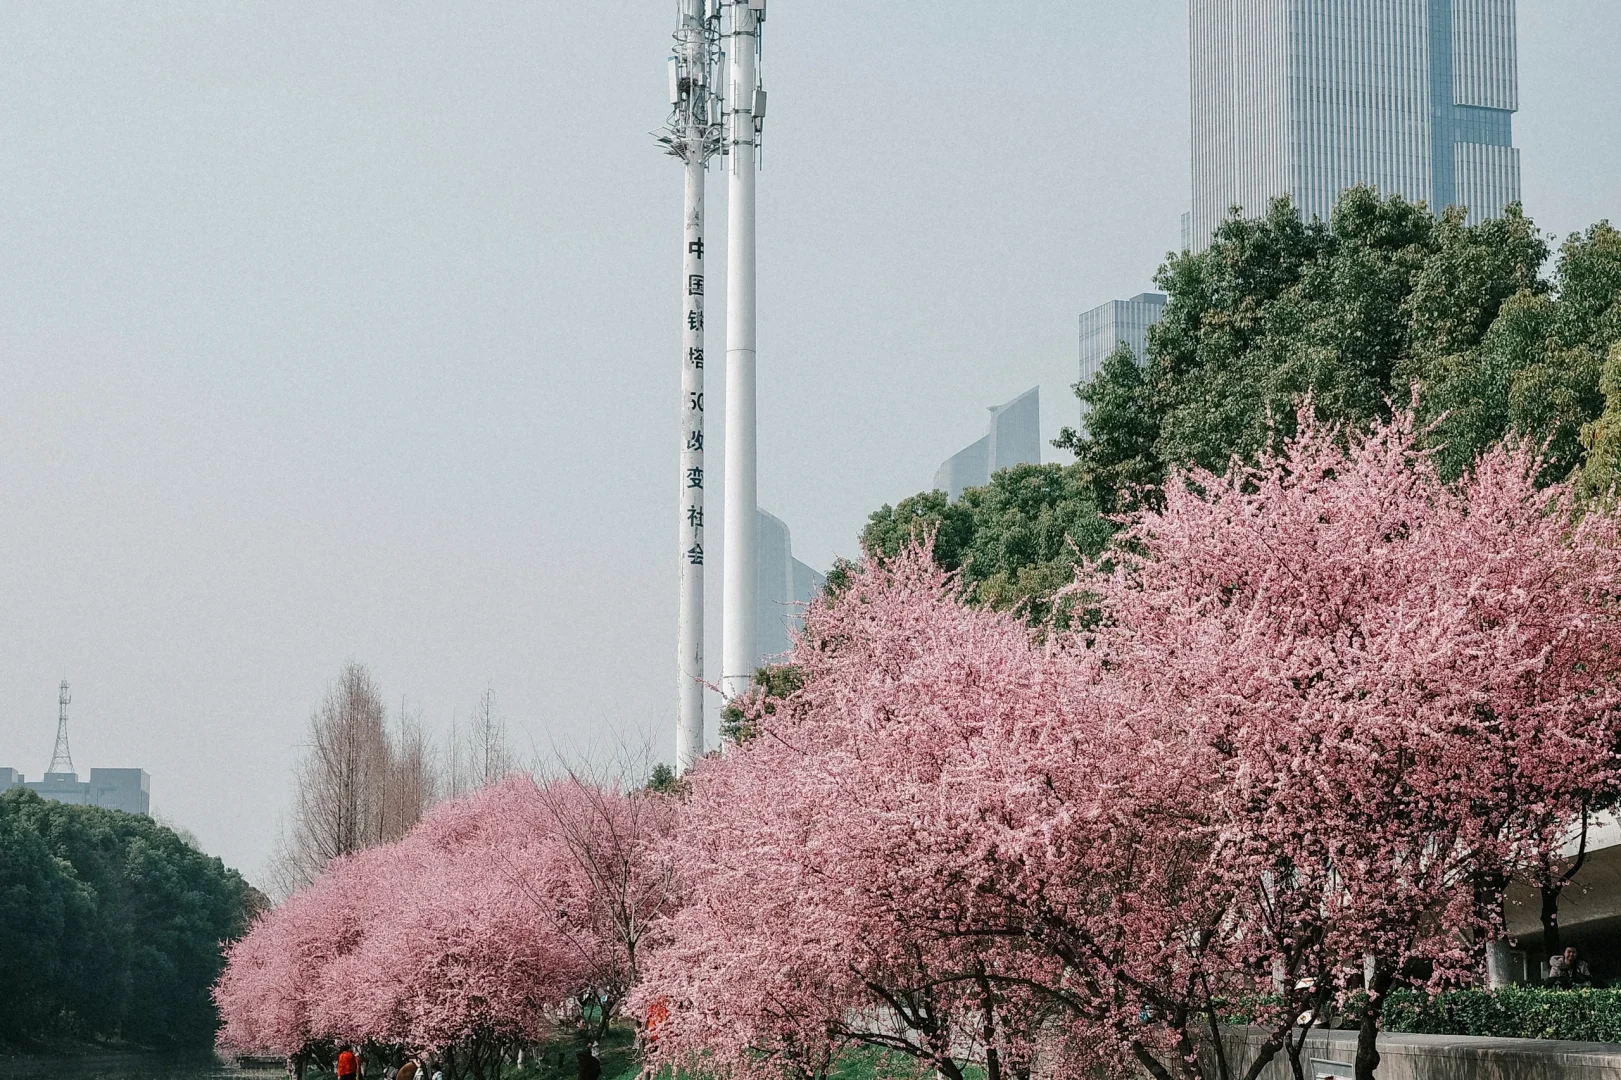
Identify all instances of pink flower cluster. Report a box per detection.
[215,778,675,1057]
[636,413,1621,1080]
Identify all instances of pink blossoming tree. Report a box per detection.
[1080,412,1621,1079]
[639,410,1621,1080]
[636,554,1081,1080]
[215,777,678,1079]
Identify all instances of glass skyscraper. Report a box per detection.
[1077,294,1168,431]
[1188,0,1520,248]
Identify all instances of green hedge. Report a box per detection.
[1383,988,1621,1043]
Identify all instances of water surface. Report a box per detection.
[0,1056,284,1080]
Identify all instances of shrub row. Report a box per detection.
[1383,988,1621,1044]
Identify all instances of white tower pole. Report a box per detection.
[676,142,707,772]
[663,0,722,773]
[722,0,763,707]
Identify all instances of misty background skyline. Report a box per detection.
[2,2,1618,880]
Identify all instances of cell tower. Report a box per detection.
[47,680,74,777]
[658,0,724,773]
[722,0,765,710]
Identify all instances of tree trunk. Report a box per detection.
[1540,808,1591,974]
[1541,883,1563,959]
[1131,1043,1177,1080]
[1281,988,1327,1080]
[1354,962,1394,1080]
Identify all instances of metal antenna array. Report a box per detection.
[48,680,74,776]
[658,0,724,774]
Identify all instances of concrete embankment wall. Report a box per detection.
[1219,1026,1621,1079]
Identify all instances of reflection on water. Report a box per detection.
[0,1057,284,1080]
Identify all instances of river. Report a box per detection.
[0,1056,286,1080]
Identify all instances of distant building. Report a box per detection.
[756,509,825,666]
[4,688,150,816]
[1077,295,1167,430]
[1188,0,1521,249]
[935,437,990,505]
[933,387,1041,501]
[1,767,151,815]
[89,769,151,815]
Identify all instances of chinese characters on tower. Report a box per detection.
[683,222,705,571]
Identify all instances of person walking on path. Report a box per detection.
[337,1048,358,1080]
[576,1044,601,1080]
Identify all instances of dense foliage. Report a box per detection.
[857,462,1113,624]
[718,664,806,745]
[1063,192,1621,496]
[214,777,676,1080]
[1383,988,1621,1044]
[1577,344,1621,506]
[210,193,1621,1080]
[0,788,259,1049]
[638,413,1621,1080]
[860,193,1621,629]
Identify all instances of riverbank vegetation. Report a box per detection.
[218,410,1621,1080]
[0,790,260,1050]
[217,191,1621,1080]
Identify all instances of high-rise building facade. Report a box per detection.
[933,388,1041,502]
[755,509,824,666]
[1078,294,1168,430]
[1189,0,1520,248]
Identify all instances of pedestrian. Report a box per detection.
[337,1048,359,1080]
[576,1045,601,1080]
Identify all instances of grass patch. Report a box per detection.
[514,1025,638,1080]
[826,1046,936,1080]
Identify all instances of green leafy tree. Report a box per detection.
[1062,190,1620,495]
[859,489,976,573]
[645,763,681,795]
[859,462,1112,625]
[1054,343,1159,511]
[1420,222,1621,481]
[856,193,1620,655]
[0,798,96,1042]
[720,664,807,746]
[0,789,258,1049]
[1403,200,1549,365]
[1577,344,1621,506]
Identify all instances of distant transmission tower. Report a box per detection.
[658,0,724,773]
[48,680,74,776]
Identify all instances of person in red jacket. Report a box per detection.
[336,1049,358,1080]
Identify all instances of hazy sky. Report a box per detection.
[2,3,1618,880]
